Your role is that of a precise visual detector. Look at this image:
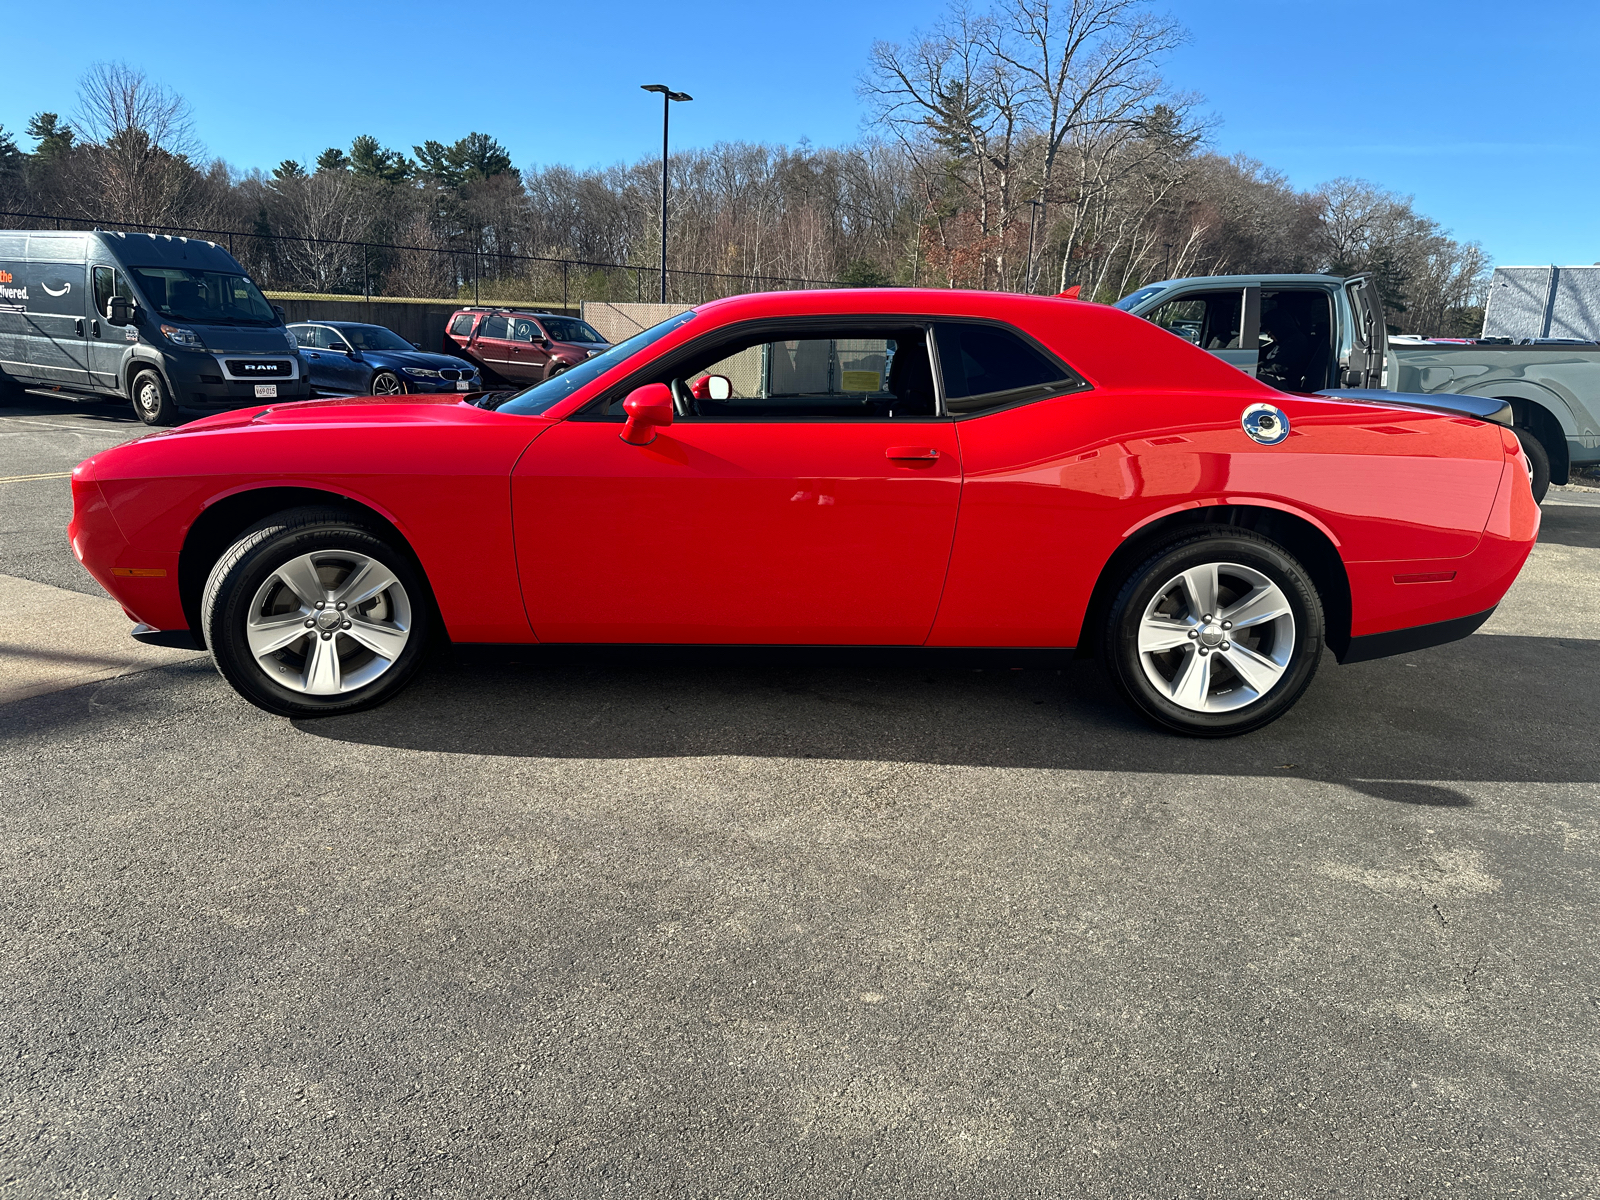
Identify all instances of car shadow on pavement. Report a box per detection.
[295,631,1600,796]
[1537,505,1600,550]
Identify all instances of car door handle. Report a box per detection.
[886,446,939,460]
[74,319,84,337]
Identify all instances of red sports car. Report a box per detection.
[68,289,1539,736]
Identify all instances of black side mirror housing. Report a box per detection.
[272,304,286,323]
[106,296,134,326]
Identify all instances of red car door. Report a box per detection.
[512,327,961,644]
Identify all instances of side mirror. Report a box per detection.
[620,383,674,445]
[411,341,422,350]
[691,374,732,402]
[105,296,134,326]
[272,304,286,323]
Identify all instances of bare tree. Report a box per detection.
[72,62,201,226]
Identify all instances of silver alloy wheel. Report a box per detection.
[244,550,412,695]
[137,377,162,414]
[1136,561,1296,713]
[371,372,403,395]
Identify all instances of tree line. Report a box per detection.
[0,10,1487,333]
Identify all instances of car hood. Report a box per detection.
[357,349,476,370]
[183,324,296,354]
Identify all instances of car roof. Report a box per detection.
[1133,273,1349,290]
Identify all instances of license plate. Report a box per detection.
[456,382,470,391]
[254,384,278,399]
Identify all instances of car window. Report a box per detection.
[492,310,698,416]
[510,318,542,343]
[594,324,939,420]
[289,325,316,347]
[342,324,413,351]
[1146,290,1244,351]
[127,267,277,326]
[540,316,604,343]
[449,313,476,336]
[317,327,350,350]
[931,322,1084,414]
[479,314,509,340]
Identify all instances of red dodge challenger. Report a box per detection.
[69,290,1539,736]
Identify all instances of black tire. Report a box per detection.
[547,363,570,379]
[131,368,178,426]
[201,507,433,718]
[1103,529,1324,737]
[1513,426,1551,504]
[370,370,404,396]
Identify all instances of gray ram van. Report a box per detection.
[0,229,308,425]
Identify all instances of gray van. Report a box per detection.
[0,229,308,425]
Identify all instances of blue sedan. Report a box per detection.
[290,321,482,396]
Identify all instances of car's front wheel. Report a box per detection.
[201,508,432,717]
[1103,530,1324,737]
[131,368,178,426]
[370,370,404,395]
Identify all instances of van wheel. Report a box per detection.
[131,369,178,426]
[1513,426,1551,504]
[1103,529,1324,737]
[202,507,433,718]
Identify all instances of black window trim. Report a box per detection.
[573,313,1090,424]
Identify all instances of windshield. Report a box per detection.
[129,268,277,325]
[1114,284,1168,312]
[339,324,414,351]
[494,310,697,415]
[540,316,606,344]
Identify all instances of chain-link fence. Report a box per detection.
[0,209,843,307]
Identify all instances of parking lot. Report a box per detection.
[2,394,1598,1197]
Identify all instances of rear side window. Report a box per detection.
[479,314,509,340]
[932,322,1085,414]
[449,313,475,336]
[290,325,315,347]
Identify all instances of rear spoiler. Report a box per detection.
[1315,388,1512,427]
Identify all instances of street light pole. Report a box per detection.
[641,83,692,304]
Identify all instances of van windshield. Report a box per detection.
[129,268,278,325]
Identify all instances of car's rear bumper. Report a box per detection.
[1336,430,1539,662]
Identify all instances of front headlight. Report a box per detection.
[402,367,442,378]
[284,328,299,352]
[160,324,205,349]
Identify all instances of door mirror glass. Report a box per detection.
[620,383,674,444]
[691,374,733,401]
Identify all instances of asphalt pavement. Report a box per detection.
[2,393,1597,1198]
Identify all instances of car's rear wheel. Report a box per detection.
[1513,425,1551,504]
[1103,529,1324,737]
[202,508,432,717]
[370,371,403,396]
[131,368,178,426]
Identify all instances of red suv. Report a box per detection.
[442,308,611,385]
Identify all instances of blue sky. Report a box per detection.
[3,0,1595,267]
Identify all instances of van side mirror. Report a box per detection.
[272,304,286,323]
[619,383,674,445]
[106,296,134,326]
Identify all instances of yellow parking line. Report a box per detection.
[0,471,73,483]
